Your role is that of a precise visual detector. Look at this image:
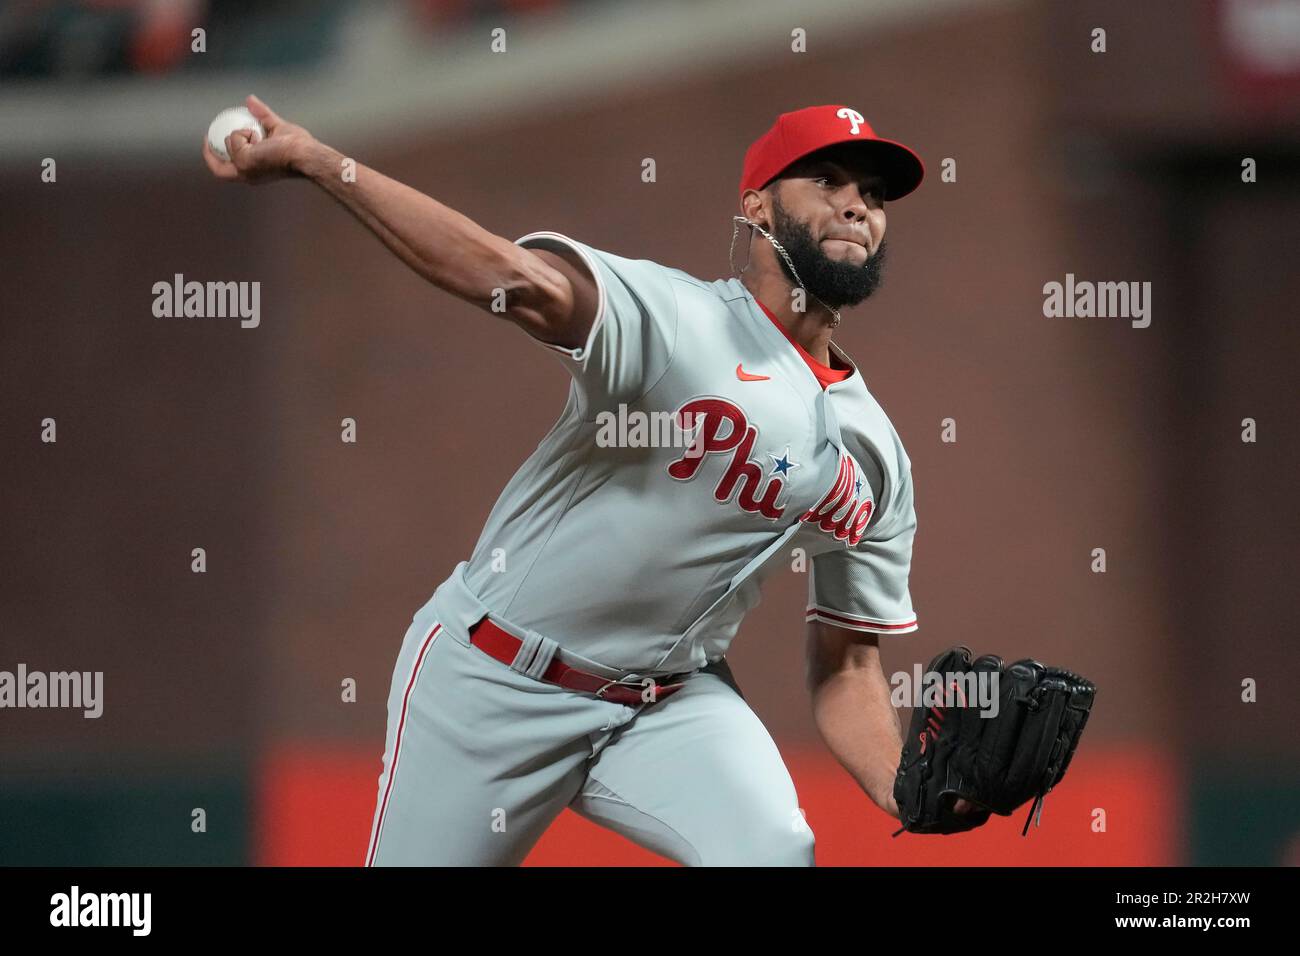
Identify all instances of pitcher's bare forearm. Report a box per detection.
[806,621,906,818]
[293,142,538,308]
[203,96,588,342]
[808,652,904,815]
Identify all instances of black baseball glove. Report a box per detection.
[891,645,1096,837]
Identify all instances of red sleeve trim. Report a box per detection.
[805,606,918,634]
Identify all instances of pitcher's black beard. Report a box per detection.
[769,194,888,310]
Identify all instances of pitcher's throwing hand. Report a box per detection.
[201,95,314,185]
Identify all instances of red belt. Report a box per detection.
[468,617,688,707]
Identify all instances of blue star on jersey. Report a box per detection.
[770,447,800,478]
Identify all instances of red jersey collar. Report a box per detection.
[753,298,854,389]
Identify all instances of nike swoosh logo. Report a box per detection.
[736,363,771,382]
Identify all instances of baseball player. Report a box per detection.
[204,98,968,865]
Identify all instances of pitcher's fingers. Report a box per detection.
[245,94,283,131]
[226,129,256,165]
[202,136,239,179]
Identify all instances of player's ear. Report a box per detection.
[740,190,770,230]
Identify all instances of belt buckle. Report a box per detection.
[595,672,689,705]
[594,674,647,700]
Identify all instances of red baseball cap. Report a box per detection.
[739,105,924,203]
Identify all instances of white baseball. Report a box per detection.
[207,106,265,162]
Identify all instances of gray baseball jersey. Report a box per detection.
[367,230,918,866]
[440,230,917,671]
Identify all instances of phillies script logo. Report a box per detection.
[799,451,874,546]
[666,398,788,519]
[663,398,875,542]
